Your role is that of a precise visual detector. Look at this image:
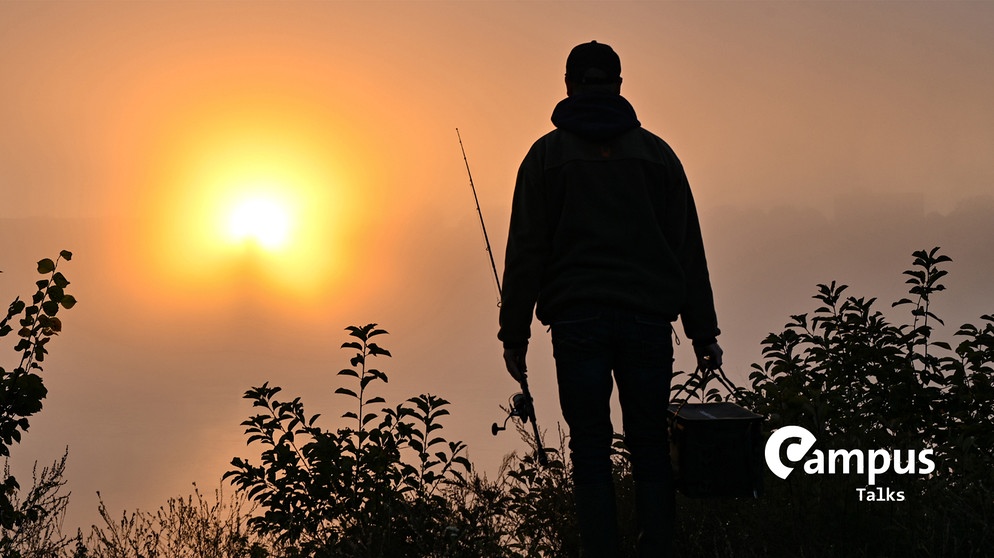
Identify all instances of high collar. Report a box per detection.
[551,93,641,141]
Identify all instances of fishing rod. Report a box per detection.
[457,128,549,468]
[457,128,502,306]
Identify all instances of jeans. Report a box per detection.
[552,309,675,558]
[552,309,675,486]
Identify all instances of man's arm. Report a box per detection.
[498,141,551,351]
[678,181,724,370]
[678,185,720,344]
[657,150,721,363]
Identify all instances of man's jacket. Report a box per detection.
[498,92,720,349]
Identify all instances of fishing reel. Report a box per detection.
[491,392,534,436]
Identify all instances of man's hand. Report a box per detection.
[694,342,723,371]
[503,346,528,383]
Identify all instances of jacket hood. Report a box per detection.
[551,93,641,141]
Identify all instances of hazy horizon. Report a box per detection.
[2,0,993,534]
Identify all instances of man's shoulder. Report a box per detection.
[519,129,563,166]
[527,128,563,151]
[628,127,679,157]
[521,127,681,169]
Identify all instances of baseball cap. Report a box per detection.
[565,41,622,85]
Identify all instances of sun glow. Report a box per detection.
[131,87,368,306]
[226,192,293,250]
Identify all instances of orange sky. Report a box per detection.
[2,1,993,532]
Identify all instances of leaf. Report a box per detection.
[59,250,73,261]
[925,311,946,326]
[47,285,65,302]
[51,272,70,289]
[367,343,392,357]
[430,408,451,420]
[59,295,77,310]
[361,375,377,390]
[335,387,358,398]
[411,396,431,413]
[928,269,949,284]
[37,258,56,274]
[903,269,926,281]
[8,299,25,315]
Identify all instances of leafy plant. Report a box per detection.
[736,247,993,556]
[226,324,491,557]
[1,251,76,552]
[497,425,575,558]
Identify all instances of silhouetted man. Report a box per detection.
[498,41,722,558]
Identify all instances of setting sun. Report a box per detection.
[127,85,369,305]
[226,193,293,250]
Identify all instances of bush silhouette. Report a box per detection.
[87,247,993,557]
[722,247,993,557]
[1,251,77,556]
[226,324,503,557]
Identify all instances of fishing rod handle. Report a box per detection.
[519,374,550,467]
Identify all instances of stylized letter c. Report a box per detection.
[765,425,817,480]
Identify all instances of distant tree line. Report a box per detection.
[2,248,991,557]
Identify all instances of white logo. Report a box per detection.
[763,425,936,501]
[764,425,817,480]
